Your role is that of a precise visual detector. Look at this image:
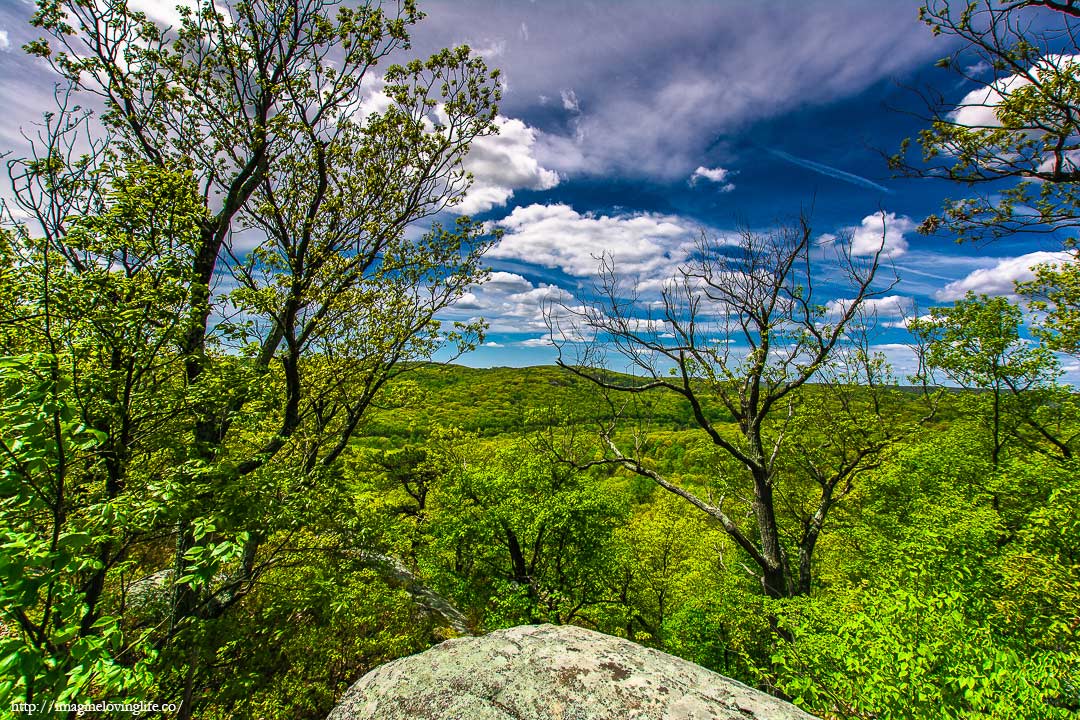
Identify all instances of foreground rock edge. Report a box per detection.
[327,623,819,720]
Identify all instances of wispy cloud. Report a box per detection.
[560,89,580,113]
[768,149,893,194]
[413,1,939,180]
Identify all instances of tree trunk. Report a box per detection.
[752,474,788,598]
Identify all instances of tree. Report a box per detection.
[893,1,1080,242]
[894,1,1080,362]
[910,292,1076,464]
[1018,248,1080,355]
[5,0,501,713]
[417,436,627,628]
[0,161,205,709]
[547,216,898,599]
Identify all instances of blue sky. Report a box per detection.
[0,0,1075,379]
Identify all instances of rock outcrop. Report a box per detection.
[327,624,818,720]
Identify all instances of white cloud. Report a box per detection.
[483,341,505,348]
[455,116,560,215]
[127,0,230,29]
[470,38,507,58]
[483,271,536,293]
[560,89,580,113]
[826,294,912,319]
[848,212,915,258]
[443,271,574,333]
[0,31,9,51]
[689,166,735,192]
[949,55,1080,177]
[951,55,1080,129]
[935,251,1073,301]
[519,22,529,41]
[490,203,697,278]
[349,80,558,216]
[352,76,394,121]
[518,337,555,347]
[882,313,932,329]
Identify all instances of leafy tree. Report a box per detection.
[771,426,1080,720]
[6,0,501,713]
[910,292,1074,464]
[1019,248,1080,355]
[0,355,155,707]
[896,1,1080,367]
[895,1,1080,241]
[547,218,897,598]
[0,162,203,708]
[411,436,627,628]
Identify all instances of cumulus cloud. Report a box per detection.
[935,251,1073,301]
[455,116,560,215]
[826,294,912,319]
[560,89,580,113]
[848,212,915,258]
[951,55,1080,129]
[0,30,9,51]
[442,271,574,334]
[949,55,1080,176]
[489,203,697,278]
[518,337,555,347]
[352,81,558,215]
[689,166,736,191]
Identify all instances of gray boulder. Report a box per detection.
[327,624,818,720]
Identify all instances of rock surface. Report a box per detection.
[327,624,818,720]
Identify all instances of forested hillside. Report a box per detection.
[354,365,1080,720]
[1,1,1079,719]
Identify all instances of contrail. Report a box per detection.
[768,149,893,194]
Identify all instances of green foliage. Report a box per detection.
[170,545,434,720]
[6,0,505,714]
[910,292,1074,464]
[1,3,1077,712]
[772,578,1077,720]
[415,437,629,627]
[0,355,154,706]
[901,3,1080,244]
[1019,249,1080,356]
[770,424,1080,719]
[911,293,1056,391]
[996,463,1080,653]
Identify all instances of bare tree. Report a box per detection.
[547,215,899,598]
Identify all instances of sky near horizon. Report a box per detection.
[0,0,1076,380]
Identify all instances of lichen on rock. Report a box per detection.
[327,624,818,720]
